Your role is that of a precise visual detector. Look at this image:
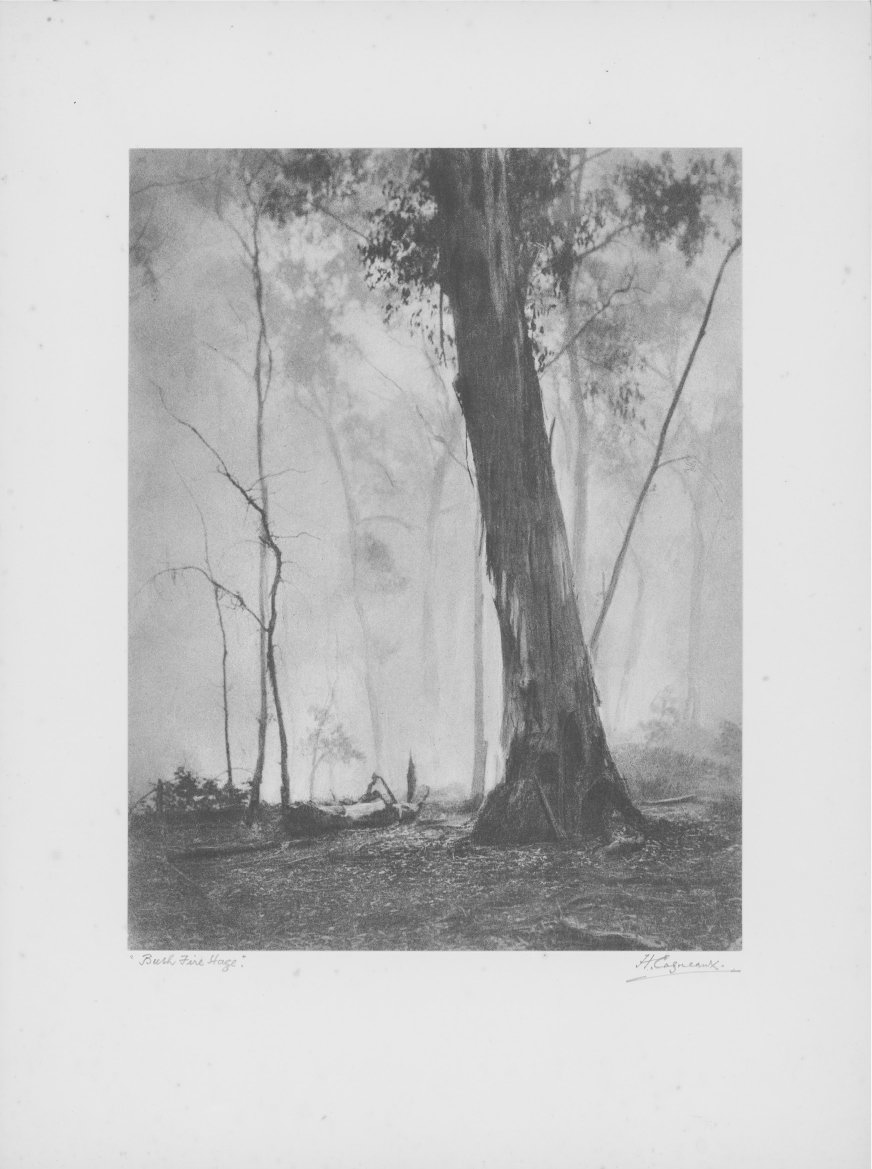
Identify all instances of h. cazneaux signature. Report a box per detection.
[627,952,741,983]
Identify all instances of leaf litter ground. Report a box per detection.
[129,801,741,951]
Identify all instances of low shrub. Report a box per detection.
[616,742,731,801]
[131,764,250,821]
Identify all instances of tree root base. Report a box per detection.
[472,774,646,845]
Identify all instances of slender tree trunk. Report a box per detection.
[684,496,706,726]
[613,554,646,732]
[245,207,293,819]
[430,149,641,842]
[185,484,236,791]
[308,749,318,801]
[259,476,291,806]
[678,413,721,729]
[211,588,234,787]
[588,236,741,656]
[245,516,269,820]
[420,443,453,715]
[246,219,272,823]
[266,617,291,808]
[323,416,384,768]
[470,517,487,804]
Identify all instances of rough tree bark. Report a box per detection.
[429,149,641,842]
[568,351,590,625]
[563,158,591,627]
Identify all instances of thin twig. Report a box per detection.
[143,565,263,627]
[152,381,268,525]
[540,274,636,373]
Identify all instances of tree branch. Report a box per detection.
[130,171,217,199]
[201,340,252,383]
[540,274,636,374]
[143,565,263,628]
[589,237,741,655]
[152,381,268,525]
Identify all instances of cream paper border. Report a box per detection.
[0,4,868,1166]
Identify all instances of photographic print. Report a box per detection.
[128,147,741,951]
[4,4,870,1167]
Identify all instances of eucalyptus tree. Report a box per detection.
[361,149,740,840]
[259,147,739,841]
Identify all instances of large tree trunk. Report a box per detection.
[470,517,487,805]
[569,382,590,627]
[430,149,640,842]
[564,154,590,626]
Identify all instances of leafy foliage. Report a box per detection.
[150,765,249,814]
[615,151,736,261]
[301,703,365,797]
[640,687,682,747]
[246,149,370,226]
[361,154,448,357]
[359,148,739,390]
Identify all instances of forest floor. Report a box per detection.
[128,797,741,952]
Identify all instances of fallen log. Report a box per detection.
[283,788,431,837]
[166,839,288,862]
[342,800,399,827]
[283,802,348,837]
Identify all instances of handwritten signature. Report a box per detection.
[627,952,741,983]
[134,952,242,973]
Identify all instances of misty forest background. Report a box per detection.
[129,148,741,814]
